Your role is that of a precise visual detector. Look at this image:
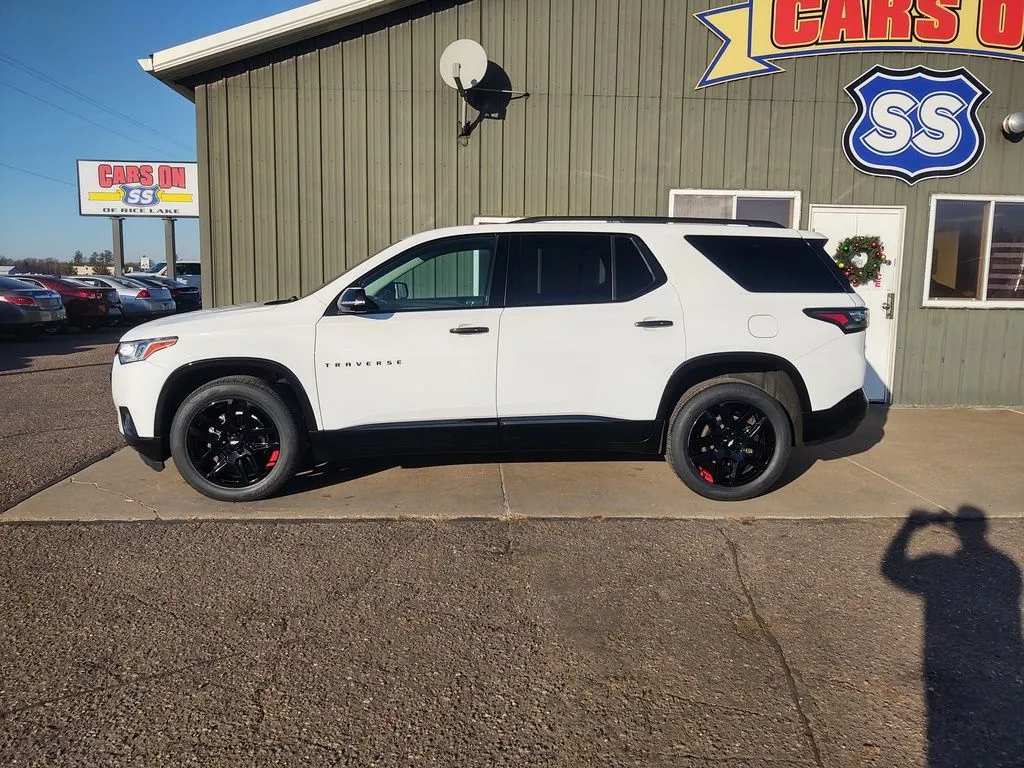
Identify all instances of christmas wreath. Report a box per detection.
[833,235,890,286]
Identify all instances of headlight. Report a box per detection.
[117,337,178,365]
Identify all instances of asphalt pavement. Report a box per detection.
[2,515,1022,767]
[0,327,125,511]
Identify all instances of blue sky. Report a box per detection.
[0,0,300,262]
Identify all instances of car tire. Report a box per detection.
[170,375,303,502]
[665,379,793,502]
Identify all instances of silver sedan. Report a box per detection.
[0,276,67,336]
[69,275,176,320]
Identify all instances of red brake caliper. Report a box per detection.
[266,450,280,469]
[699,467,715,484]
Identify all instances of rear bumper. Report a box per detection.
[801,389,868,444]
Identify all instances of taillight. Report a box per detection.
[70,288,102,300]
[0,295,36,306]
[804,307,869,333]
[137,289,151,299]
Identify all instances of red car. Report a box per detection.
[15,274,123,330]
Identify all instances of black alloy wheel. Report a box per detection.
[185,397,281,488]
[685,401,776,487]
[666,380,792,501]
[170,375,302,502]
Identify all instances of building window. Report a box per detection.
[668,189,801,228]
[925,195,1024,306]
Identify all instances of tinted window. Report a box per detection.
[614,236,658,301]
[508,234,611,306]
[0,277,33,289]
[685,235,854,293]
[507,234,662,307]
[361,235,498,311]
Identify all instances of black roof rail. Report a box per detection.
[509,215,787,228]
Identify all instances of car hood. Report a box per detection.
[118,302,280,339]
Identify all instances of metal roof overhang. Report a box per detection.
[138,0,418,100]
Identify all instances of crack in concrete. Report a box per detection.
[0,651,246,718]
[718,527,824,768]
[498,462,512,517]
[68,477,162,520]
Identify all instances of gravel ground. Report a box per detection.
[1,516,1021,767]
[0,327,125,511]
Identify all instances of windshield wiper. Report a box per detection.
[264,296,298,305]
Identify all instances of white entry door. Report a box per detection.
[808,205,905,403]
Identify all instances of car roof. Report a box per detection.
[413,217,822,241]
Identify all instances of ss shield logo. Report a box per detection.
[121,185,161,206]
[843,66,990,185]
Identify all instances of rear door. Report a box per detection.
[495,232,686,449]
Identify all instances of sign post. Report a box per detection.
[163,217,177,281]
[76,160,199,277]
[111,217,125,277]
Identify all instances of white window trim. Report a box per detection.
[922,193,1024,309]
[667,188,802,228]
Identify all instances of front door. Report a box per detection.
[808,205,905,403]
[314,233,504,447]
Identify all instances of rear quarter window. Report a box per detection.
[684,235,854,294]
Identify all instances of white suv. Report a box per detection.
[111,217,868,503]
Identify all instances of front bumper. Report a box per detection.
[801,389,868,444]
[118,405,167,471]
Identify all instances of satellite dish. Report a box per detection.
[439,39,488,90]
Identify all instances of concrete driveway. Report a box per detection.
[3,407,1023,767]
[4,406,1023,523]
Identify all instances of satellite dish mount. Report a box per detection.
[439,39,528,145]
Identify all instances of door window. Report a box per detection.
[507,233,661,307]
[359,235,499,312]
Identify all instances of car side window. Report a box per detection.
[507,234,612,307]
[506,233,661,307]
[359,235,499,312]
[614,236,659,301]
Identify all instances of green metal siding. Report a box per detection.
[193,0,1024,406]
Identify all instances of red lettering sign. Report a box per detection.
[773,0,823,47]
[820,0,868,43]
[867,0,914,40]
[915,0,962,42]
[978,0,1024,48]
[157,165,187,189]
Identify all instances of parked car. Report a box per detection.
[147,260,201,290]
[0,276,66,336]
[131,275,202,312]
[15,274,122,329]
[111,216,868,503]
[69,275,176,321]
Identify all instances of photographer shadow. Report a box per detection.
[881,506,1024,768]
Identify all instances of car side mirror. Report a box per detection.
[337,286,376,314]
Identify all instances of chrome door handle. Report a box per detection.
[450,326,489,334]
[635,319,674,328]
